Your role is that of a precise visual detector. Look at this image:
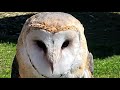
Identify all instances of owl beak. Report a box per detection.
[49,61,54,74]
[47,48,60,74]
[47,60,54,73]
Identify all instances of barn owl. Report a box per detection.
[11,12,94,78]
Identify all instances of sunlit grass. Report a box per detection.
[0,12,38,19]
[94,55,120,78]
[0,43,120,78]
[0,43,16,78]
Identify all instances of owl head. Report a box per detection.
[12,12,93,78]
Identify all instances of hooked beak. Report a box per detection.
[46,47,60,74]
[49,61,54,74]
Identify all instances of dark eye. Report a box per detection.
[61,40,70,49]
[35,40,47,53]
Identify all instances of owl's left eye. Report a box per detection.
[61,40,70,49]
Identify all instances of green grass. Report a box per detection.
[94,55,120,78]
[0,43,16,78]
[0,43,120,78]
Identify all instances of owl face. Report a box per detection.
[16,12,89,78]
[25,29,84,77]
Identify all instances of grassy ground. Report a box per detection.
[0,43,16,78]
[0,12,120,78]
[94,55,120,78]
[0,43,120,78]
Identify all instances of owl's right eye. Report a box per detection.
[35,40,47,53]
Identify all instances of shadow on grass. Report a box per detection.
[69,12,120,59]
[0,13,35,44]
[0,12,120,59]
